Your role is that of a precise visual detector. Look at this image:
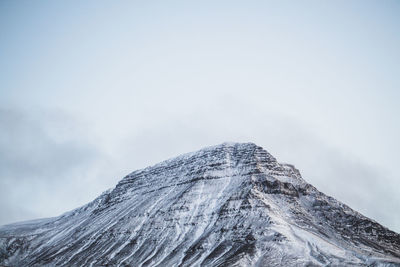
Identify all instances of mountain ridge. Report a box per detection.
[1,142,399,266]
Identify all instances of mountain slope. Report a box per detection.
[1,142,399,266]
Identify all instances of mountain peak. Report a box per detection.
[146,142,272,168]
[1,143,399,266]
[117,142,285,194]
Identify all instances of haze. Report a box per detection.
[1,1,399,232]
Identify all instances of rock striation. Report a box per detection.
[0,142,399,266]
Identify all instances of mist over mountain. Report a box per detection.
[1,143,399,266]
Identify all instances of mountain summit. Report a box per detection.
[1,142,399,266]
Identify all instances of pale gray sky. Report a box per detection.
[1,1,399,232]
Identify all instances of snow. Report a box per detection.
[0,142,399,266]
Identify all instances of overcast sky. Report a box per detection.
[1,1,399,232]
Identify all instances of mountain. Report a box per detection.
[0,142,399,266]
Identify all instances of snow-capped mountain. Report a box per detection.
[1,143,399,266]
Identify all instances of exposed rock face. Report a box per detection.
[0,142,399,266]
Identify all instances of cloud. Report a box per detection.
[0,108,103,224]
